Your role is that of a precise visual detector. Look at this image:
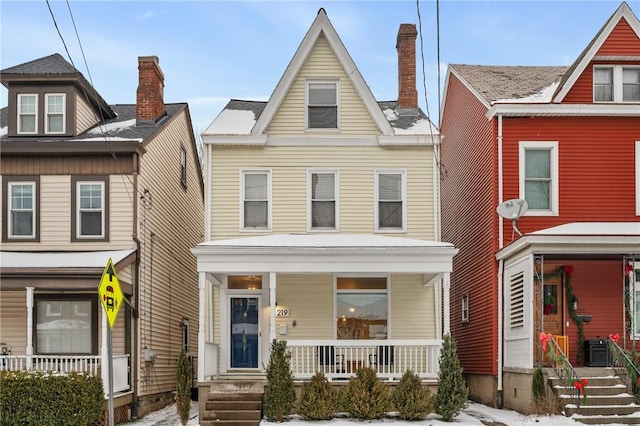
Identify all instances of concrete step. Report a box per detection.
[206,400,262,411]
[550,376,623,387]
[572,414,640,425]
[199,421,260,426]
[203,409,262,421]
[207,392,263,401]
[565,404,640,416]
[559,394,636,406]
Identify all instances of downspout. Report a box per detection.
[497,114,504,408]
[131,236,141,417]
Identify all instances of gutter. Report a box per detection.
[497,114,504,408]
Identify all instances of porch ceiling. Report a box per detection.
[0,249,137,274]
[496,222,640,260]
[192,234,458,274]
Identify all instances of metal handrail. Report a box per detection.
[548,335,583,408]
[608,336,640,403]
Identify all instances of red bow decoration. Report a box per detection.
[626,262,634,277]
[609,333,620,343]
[539,332,552,352]
[574,378,588,396]
[563,265,574,277]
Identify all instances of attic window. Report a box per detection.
[45,94,65,134]
[17,94,37,134]
[307,81,338,129]
[594,66,640,103]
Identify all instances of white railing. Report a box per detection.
[286,339,442,381]
[0,354,131,393]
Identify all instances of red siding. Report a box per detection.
[501,116,639,233]
[564,59,640,103]
[441,73,499,375]
[597,18,640,56]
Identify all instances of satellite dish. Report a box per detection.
[496,199,528,237]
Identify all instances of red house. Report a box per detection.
[440,2,640,415]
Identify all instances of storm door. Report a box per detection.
[229,296,260,369]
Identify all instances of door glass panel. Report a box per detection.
[230,297,259,368]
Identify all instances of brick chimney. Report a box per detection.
[136,56,166,123]
[396,24,418,110]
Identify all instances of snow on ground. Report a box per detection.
[126,402,630,426]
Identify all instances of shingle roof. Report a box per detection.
[450,65,569,104]
[1,53,77,75]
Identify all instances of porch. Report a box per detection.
[0,353,131,394]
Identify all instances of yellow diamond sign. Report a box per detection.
[98,258,123,329]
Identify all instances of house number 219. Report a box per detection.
[276,308,290,317]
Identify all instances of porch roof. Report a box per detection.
[496,222,640,260]
[192,234,458,274]
[0,249,136,273]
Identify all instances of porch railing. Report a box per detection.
[0,354,130,394]
[608,336,640,404]
[286,339,442,381]
[548,336,583,409]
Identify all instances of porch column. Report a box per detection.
[443,272,451,335]
[197,272,206,382]
[269,272,277,342]
[25,287,34,369]
[101,309,109,398]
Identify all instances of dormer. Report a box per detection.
[0,53,115,138]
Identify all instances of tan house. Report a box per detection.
[0,54,204,421]
[193,8,457,424]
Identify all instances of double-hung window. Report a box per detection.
[73,177,108,240]
[35,295,97,354]
[4,177,39,240]
[17,94,37,134]
[375,170,406,232]
[241,170,270,230]
[336,277,388,340]
[307,81,338,129]
[308,170,338,230]
[45,94,65,134]
[594,66,640,102]
[519,142,558,216]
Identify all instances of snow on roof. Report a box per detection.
[495,81,560,104]
[1,249,135,269]
[86,119,137,135]
[198,234,454,248]
[205,109,257,135]
[530,222,640,236]
[72,136,143,143]
[382,108,439,135]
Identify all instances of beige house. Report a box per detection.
[193,8,457,423]
[0,54,203,421]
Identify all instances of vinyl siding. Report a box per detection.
[390,274,435,339]
[440,72,499,375]
[209,145,435,240]
[597,18,640,56]
[75,93,100,134]
[0,291,28,355]
[501,116,639,230]
[136,109,203,397]
[563,59,640,103]
[267,35,379,136]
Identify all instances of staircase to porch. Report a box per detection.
[550,367,640,424]
[199,380,265,426]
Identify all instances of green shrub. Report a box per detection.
[175,350,192,425]
[434,334,469,422]
[263,339,296,421]
[297,372,338,420]
[532,367,545,402]
[342,367,390,420]
[0,370,103,425]
[392,370,433,420]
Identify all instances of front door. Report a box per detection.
[535,272,565,365]
[230,296,260,369]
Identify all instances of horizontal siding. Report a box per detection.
[390,274,435,339]
[267,35,379,136]
[277,274,334,340]
[596,19,640,56]
[564,59,640,103]
[440,73,499,375]
[75,93,100,134]
[209,145,435,240]
[1,155,135,176]
[0,291,28,355]
[501,116,639,231]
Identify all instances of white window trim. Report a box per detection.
[305,79,340,131]
[306,169,340,232]
[636,141,640,216]
[374,169,407,233]
[461,293,469,323]
[76,181,105,239]
[8,181,36,239]
[593,65,640,103]
[45,93,66,134]
[239,169,272,232]
[333,274,390,340]
[17,94,38,135]
[180,147,187,187]
[519,141,559,216]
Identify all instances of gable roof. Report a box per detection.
[553,2,640,102]
[251,8,395,136]
[1,53,116,119]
